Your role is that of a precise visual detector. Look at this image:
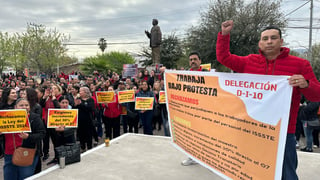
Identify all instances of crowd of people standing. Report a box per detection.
[0,68,169,179]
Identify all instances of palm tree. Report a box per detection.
[98,38,107,53]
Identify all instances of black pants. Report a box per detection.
[128,117,139,133]
[102,116,120,139]
[43,128,56,156]
[295,117,304,141]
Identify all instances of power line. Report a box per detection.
[64,42,147,46]
[285,0,311,17]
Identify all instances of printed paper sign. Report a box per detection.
[164,70,292,180]
[0,110,31,133]
[135,97,154,110]
[200,63,211,71]
[159,91,166,104]
[122,64,138,78]
[47,109,78,128]
[118,90,135,103]
[96,91,115,103]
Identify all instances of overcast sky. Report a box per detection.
[0,0,319,59]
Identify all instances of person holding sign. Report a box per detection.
[102,86,121,140]
[46,95,76,165]
[2,98,45,180]
[39,84,62,162]
[74,87,95,152]
[217,20,320,180]
[136,80,154,135]
[181,52,207,166]
[0,88,18,160]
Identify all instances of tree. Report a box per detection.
[81,51,135,75]
[20,23,70,74]
[98,38,107,53]
[0,32,11,74]
[185,0,286,71]
[139,34,184,69]
[311,43,320,80]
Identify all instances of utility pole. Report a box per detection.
[308,0,313,61]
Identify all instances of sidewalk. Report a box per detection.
[27,134,320,180]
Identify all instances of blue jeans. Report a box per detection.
[96,110,103,138]
[282,134,298,180]
[303,121,313,148]
[139,111,153,135]
[121,115,128,133]
[4,154,39,180]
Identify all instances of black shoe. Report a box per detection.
[300,147,313,152]
[42,154,49,161]
[46,159,58,165]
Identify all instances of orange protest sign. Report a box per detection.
[159,91,166,104]
[96,91,115,103]
[135,97,154,110]
[118,90,135,103]
[165,70,292,180]
[47,109,78,128]
[0,110,31,133]
[120,106,127,115]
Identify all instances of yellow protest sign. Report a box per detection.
[200,63,211,71]
[96,91,115,103]
[135,97,154,110]
[118,90,135,103]
[47,109,78,128]
[0,110,31,133]
[159,91,166,104]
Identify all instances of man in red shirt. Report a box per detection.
[181,51,204,166]
[216,20,320,180]
[188,52,203,71]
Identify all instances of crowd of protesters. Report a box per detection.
[0,67,169,179]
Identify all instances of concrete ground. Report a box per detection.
[26,133,320,180]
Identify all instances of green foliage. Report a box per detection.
[185,0,286,72]
[140,34,184,69]
[311,43,320,80]
[0,23,71,75]
[81,51,135,75]
[20,23,70,74]
[0,32,11,74]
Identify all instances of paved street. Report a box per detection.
[0,127,319,179]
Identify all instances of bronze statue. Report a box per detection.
[145,19,162,64]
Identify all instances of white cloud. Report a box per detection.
[1,0,319,59]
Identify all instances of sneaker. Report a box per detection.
[313,145,319,149]
[296,142,300,149]
[181,158,198,166]
[300,147,313,152]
